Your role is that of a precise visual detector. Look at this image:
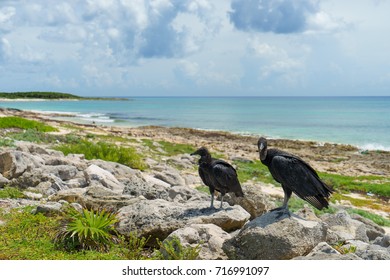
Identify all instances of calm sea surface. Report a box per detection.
[1,96,389,151]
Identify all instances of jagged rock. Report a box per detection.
[84,164,124,193]
[165,224,231,260]
[116,199,250,246]
[321,210,370,243]
[34,202,63,215]
[167,155,195,170]
[23,191,43,200]
[43,153,87,170]
[152,165,186,186]
[358,244,390,260]
[294,205,322,221]
[350,213,386,241]
[0,174,9,187]
[16,143,63,157]
[168,185,208,202]
[223,211,327,260]
[373,235,390,248]
[122,175,169,200]
[51,186,139,210]
[89,159,139,180]
[224,183,275,219]
[0,151,44,179]
[43,165,80,181]
[293,242,362,260]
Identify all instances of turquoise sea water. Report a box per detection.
[1,96,389,151]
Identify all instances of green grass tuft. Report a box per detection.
[0,187,25,199]
[319,173,390,198]
[0,116,57,132]
[55,140,147,170]
[233,159,277,184]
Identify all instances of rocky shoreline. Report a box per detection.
[1,108,389,260]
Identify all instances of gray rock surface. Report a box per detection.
[223,211,328,259]
[165,224,231,260]
[116,199,250,246]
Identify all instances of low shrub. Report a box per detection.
[0,116,57,132]
[55,140,146,170]
[54,208,119,252]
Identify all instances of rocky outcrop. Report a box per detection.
[223,211,328,259]
[116,199,250,246]
[165,224,231,260]
[1,141,389,260]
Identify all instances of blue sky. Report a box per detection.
[1,0,390,97]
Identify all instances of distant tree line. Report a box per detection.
[0,91,81,99]
[0,91,128,101]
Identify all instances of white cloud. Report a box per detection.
[0,37,11,62]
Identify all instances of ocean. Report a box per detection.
[1,96,389,151]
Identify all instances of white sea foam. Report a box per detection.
[359,143,390,151]
[76,112,115,123]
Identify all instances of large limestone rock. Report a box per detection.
[116,199,250,246]
[0,151,44,179]
[122,174,169,200]
[152,165,186,186]
[224,183,276,219]
[320,210,371,243]
[165,224,231,260]
[51,186,139,210]
[223,211,327,259]
[84,164,124,193]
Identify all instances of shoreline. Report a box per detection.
[1,107,389,177]
[2,106,389,152]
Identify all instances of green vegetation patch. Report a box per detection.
[233,159,277,184]
[0,207,200,260]
[0,187,25,199]
[319,173,390,198]
[55,208,119,252]
[55,140,146,170]
[346,208,390,227]
[0,116,57,132]
[142,139,196,156]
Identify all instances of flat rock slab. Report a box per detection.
[116,199,250,246]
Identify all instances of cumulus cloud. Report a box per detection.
[0,38,11,62]
[2,0,218,65]
[229,0,319,33]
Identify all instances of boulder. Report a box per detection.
[165,224,231,260]
[293,242,361,260]
[358,244,390,260]
[116,199,250,246]
[51,186,139,210]
[0,151,44,179]
[34,202,63,215]
[373,235,390,248]
[89,159,139,180]
[84,164,124,193]
[0,174,9,187]
[320,210,370,243]
[350,213,386,241]
[224,183,276,219]
[122,175,169,200]
[152,165,186,186]
[223,211,327,259]
[168,185,208,202]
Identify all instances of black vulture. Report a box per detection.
[257,137,333,216]
[191,147,244,208]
